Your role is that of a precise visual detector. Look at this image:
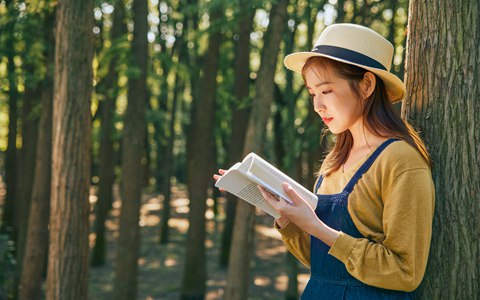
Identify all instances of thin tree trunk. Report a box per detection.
[336,0,346,23]
[17,11,55,299]
[181,5,223,299]
[159,58,183,244]
[403,0,479,298]
[46,0,94,298]
[113,0,148,298]
[153,5,170,192]
[15,61,40,287]
[281,4,300,297]
[2,0,18,235]
[225,0,289,299]
[219,2,255,268]
[91,0,126,267]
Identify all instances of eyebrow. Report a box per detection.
[306,81,333,89]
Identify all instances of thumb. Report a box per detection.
[282,183,302,205]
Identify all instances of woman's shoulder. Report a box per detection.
[377,139,430,172]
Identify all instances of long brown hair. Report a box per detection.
[302,57,431,175]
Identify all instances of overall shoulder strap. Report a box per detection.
[343,138,399,193]
[314,175,324,194]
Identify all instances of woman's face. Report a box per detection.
[304,64,364,134]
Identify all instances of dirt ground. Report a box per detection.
[88,184,310,299]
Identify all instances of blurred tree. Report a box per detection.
[219,0,255,268]
[150,0,173,195]
[1,0,19,238]
[18,5,55,299]
[15,2,51,281]
[91,0,127,267]
[225,0,289,298]
[274,2,303,298]
[182,1,223,298]
[403,0,479,298]
[113,0,148,298]
[46,0,94,298]
[304,0,325,192]
[158,59,182,244]
[155,0,186,245]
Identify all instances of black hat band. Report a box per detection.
[312,45,387,71]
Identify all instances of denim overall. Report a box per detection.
[302,139,412,299]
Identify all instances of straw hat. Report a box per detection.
[284,23,406,103]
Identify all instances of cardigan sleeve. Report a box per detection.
[275,221,311,267]
[328,168,435,291]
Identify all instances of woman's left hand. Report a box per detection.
[260,183,340,246]
[259,183,320,234]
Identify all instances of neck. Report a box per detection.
[348,118,384,151]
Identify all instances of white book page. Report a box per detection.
[246,153,318,210]
[215,169,280,219]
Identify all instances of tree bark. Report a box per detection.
[158,29,185,243]
[158,0,184,245]
[15,45,41,286]
[219,2,255,268]
[17,9,55,300]
[46,0,94,298]
[403,0,479,298]
[113,0,148,298]
[181,5,223,299]
[224,0,289,299]
[91,0,126,267]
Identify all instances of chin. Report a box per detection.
[328,127,346,135]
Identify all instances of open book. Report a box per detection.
[215,153,318,219]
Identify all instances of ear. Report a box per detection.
[360,72,376,99]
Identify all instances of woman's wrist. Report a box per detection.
[275,216,289,228]
[308,218,340,247]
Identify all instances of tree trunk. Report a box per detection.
[156,2,186,243]
[181,5,223,299]
[219,2,254,268]
[91,0,126,267]
[17,10,55,300]
[159,55,183,244]
[2,0,18,234]
[113,0,148,298]
[46,0,94,298]
[224,0,289,299]
[280,5,300,297]
[15,56,41,287]
[403,0,479,298]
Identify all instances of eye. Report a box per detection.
[322,90,332,95]
[309,93,316,99]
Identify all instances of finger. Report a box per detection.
[219,169,227,175]
[258,186,279,207]
[282,183,302,205]
[213,174,221,181]
[258,186,280,201]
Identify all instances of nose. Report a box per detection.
[312,96,326,113]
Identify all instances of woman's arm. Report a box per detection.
[275,220,311,267]
[328,168,435,291]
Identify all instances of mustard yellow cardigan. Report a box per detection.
[276,141,435,292]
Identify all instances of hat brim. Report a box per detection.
[284,52,406,103]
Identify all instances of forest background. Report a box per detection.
[0,0,478,299]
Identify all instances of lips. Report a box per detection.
[322,117,333,124]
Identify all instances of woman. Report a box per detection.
[216,23,434,299]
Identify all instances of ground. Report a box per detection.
[88,184,310,299]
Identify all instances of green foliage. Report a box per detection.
[96,34,130,82]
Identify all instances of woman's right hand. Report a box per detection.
[213,169,227,192]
